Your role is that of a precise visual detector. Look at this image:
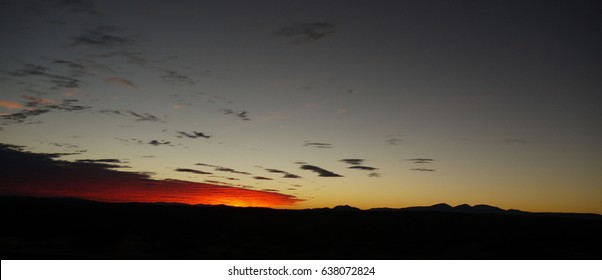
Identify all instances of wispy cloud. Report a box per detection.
[72,25,131,48]
[299,164,342,177]
[265,168,302,179]
[0,100,23,110]
[220,108,250,121]
[304,142,333,149]
[406,158,435,164]
[196,163,252,175]
[253,176,273,181]
[75,158,129,169]
[100,110,162,122]
[104,77,137,88]
[175,168,213,175]
[385,135,404,145]
[177,131,211,139]
[57,0,98,14]
[115,138,172,146]
[2,63,84,90]
[275,22,336,43]
[148,140,171,146]
[161,69,194,85]
[411,168,436,172]
[341,158,380,177]
[340,159,364,165]
[1,96,90,124]
[349,165,378,171]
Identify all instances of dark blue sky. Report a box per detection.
[1,0,601,212]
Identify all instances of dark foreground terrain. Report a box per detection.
[2,196,601,259]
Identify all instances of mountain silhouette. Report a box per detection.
[1,196,601,259]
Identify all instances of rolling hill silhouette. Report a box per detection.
[1,196,601,259]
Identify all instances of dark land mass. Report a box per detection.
[2,196,601,259]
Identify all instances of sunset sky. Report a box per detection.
[1,0,601,213]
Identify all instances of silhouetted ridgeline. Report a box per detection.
[1,196,601,259]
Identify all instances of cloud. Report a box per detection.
[72,25,131,48]
[177,131,211,139]
[220,108,250,121]
[128,111,161,122]
[0,100,23,110]
[0,144,301,207]
[51,60,87,78]
[196,163,252,175]
[411,168,436,172]
[299,164,343,177]
[99,109,125,116]
[210,176,239,181]
[57,0,97,14]
[237,111,250,121]
[340,159,380,177]
[161,69,194,85]
[254,176,273,181]
[97,51,149,66]
[115,138,171,146]
[49,142,80,149]
[75,159,129,169]
[275,22,336,43]
[104,77,137,88]
[406,158,435,164]
[1,96,90,124]
[304,142,333,149]
[23,95,57,106]
[2,63,84,90]
[385,135,404,145]
[175,168,213,175]
[215,167,251,175]
[264,168,302,179]
[100,109,161,122]
[148,140,171,146]
[348,165,378,171]
[340,159,364,165]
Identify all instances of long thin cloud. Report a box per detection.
[299,164,343,177]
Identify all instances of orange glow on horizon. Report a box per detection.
[2,179,302,208]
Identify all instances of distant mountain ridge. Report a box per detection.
[1,195,600,220]
[365,203,602,220]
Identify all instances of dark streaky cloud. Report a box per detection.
[72,25,130,48]
[175,168,213,175]
[196,163,252,175]
[411,168,436,172]
[300,164,343,177]
[148,140,171,146]
[340,159,364,165]
[265,168,302,179]
[407,158,435,164]
[304,142,333,149]
[275,22,335,43]
[348,165,378,171]
[177,131,211,139]
[220,108,250,121]
[99,110,162,122]
[1,96,90,124]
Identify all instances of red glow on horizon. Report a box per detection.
[0,145,302,208]
[2,180,301,208]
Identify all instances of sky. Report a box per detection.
[1,0,601,213]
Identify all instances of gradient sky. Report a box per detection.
[1,0,601,213]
